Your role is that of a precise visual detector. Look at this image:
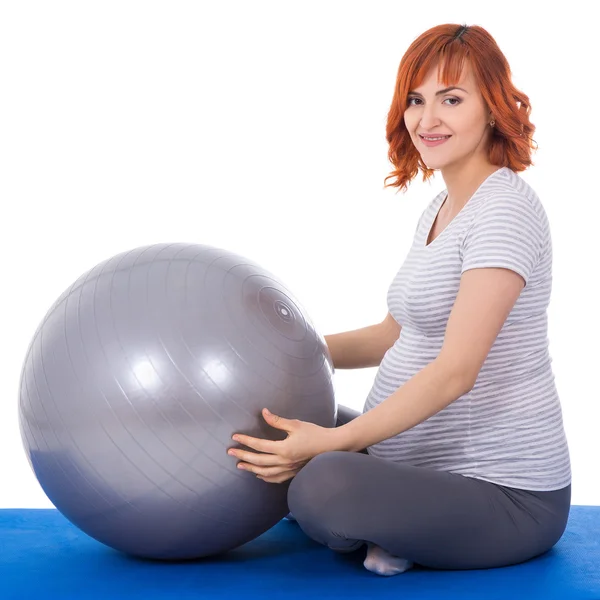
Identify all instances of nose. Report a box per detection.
[418,103,442,130]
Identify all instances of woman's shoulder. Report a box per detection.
[468,169,548,228]
[483,168,546,212]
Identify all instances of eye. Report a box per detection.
[406,96,462,107]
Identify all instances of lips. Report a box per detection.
[419,134,451,148]
[419,135,451,140]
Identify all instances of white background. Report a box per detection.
[1,1,598,507]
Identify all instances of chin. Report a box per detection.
[421,158,447,171]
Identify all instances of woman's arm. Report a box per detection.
[329,358,472,452]
[328,266,526,453]
[325,312,401,370]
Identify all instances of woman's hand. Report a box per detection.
[228,408,336,484]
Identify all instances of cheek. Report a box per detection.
[403,111,417,133]
[453,117,486,139]
[461,110,488,134]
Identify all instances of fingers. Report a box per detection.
[257,470,299,484]
[229,448,289,467]
[263,409,294,430]
[231,410,299,455]
[238,462,304,477]
[229,447,305,477]
[231,434,279,454]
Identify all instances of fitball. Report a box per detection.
[18,243,336,559]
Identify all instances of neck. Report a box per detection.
[440,157,501,213]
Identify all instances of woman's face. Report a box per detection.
[403,63,493,171]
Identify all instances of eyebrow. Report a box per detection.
[408,86,469,96]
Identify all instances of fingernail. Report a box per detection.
[237,464,245,470]
[228,450,235,456]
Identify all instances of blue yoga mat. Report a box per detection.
[1,506,599,599]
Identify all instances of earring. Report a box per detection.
[490,119,496,127]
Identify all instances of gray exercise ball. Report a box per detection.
[18,243,336,559]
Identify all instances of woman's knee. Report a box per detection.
[286,452,367,551]
[288,451,355,517]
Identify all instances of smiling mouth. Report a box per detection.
[419,135,451,141]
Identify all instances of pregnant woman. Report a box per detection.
[227,22,571,577]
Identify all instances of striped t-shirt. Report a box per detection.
[363,166,571,491]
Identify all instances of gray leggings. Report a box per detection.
[287,405,571,570]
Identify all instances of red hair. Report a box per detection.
[384,24,537,193]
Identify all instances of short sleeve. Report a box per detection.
[460,193,544,284]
